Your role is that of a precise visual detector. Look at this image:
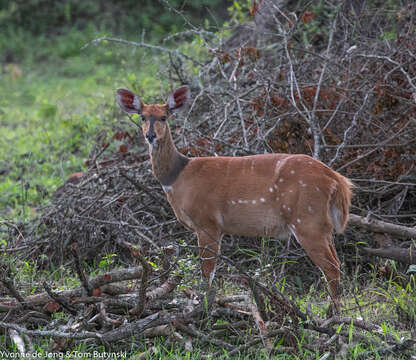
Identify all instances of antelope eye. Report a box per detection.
[140,115,146,121]
[160,116,167,122]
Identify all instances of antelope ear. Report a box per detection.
[167,86,190,113]
[116,89,142,114]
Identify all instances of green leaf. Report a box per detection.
[406,265,416,274]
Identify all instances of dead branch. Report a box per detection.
[0,276,29,309]
[83,37,202,66]
[71,243,92,296]
[321,316,382,333]
[146,275,181,301]
[249,295,272,350]
[100,312,162,342]
[119,170,171,213]
[43,281,78,315]
[362,245,416,264]
[0,266,143,308]
[174,321,235,351]
[119,241,152,317]
[355,339,416,359]
[349,214,416,239]
[97,302,123,327]
[0,321,103,341]
[9,329,26,358]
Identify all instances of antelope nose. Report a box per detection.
[146,131,156,143]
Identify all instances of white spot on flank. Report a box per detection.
[163,185,173,192]
[276,196,280,201]
[252,200,256,204]
[298,180,303,185]
[297,218,301,223]
[243,200,249,204]
[260,198,265,203]
[289,190,293,193]
[279,178,284,182]
[231,200,236,205]
[283,204,286,209]
[238,200,243,204]
[287,207,291,212]
[290,170,295,174]
[302,183,307,187]
[316,187,320,192]
[269,187,274,192]
[308,205,313,212]
[274,184,278,189]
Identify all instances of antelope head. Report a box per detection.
[116,86,190,150]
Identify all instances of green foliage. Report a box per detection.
[0,0,231,46]
[298,0,339,49]
[227,0,252,25]
[98,253,118,271]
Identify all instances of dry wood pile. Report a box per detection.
[1,237,415,358]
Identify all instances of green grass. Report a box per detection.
[0,30,166,220]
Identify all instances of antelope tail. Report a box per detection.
[330,174,354,234]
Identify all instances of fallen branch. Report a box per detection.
[348,214,416,239]
[174,321,235,351]
[43,281,78,315]
[71,243,92,296]
[0,266,143,308]
[355,339,416,359]
[9,329,26,358]
[321,316,382,333]
[0,321,103,341]
[0,276,30,309]
[208,328,292,358]
[122,242,152,317]
[146,275,182,301]
[362,245,416,264]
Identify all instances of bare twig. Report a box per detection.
[82,37,202,66]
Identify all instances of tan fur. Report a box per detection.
[118,89,353,311]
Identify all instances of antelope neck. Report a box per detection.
[150,128,189,186]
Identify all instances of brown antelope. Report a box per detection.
[116,86,353,310]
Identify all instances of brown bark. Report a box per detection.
[0,266,143,308]
[362,246,416,264]
[348,214,416,239]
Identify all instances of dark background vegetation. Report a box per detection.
[0,0,415,358]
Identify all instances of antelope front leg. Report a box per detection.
[196,230,221,286]
[196,230,221,315]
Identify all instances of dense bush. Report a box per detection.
[0,0,231,37]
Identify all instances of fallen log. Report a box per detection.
[362,246,416,264]
[348,214,416,239]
